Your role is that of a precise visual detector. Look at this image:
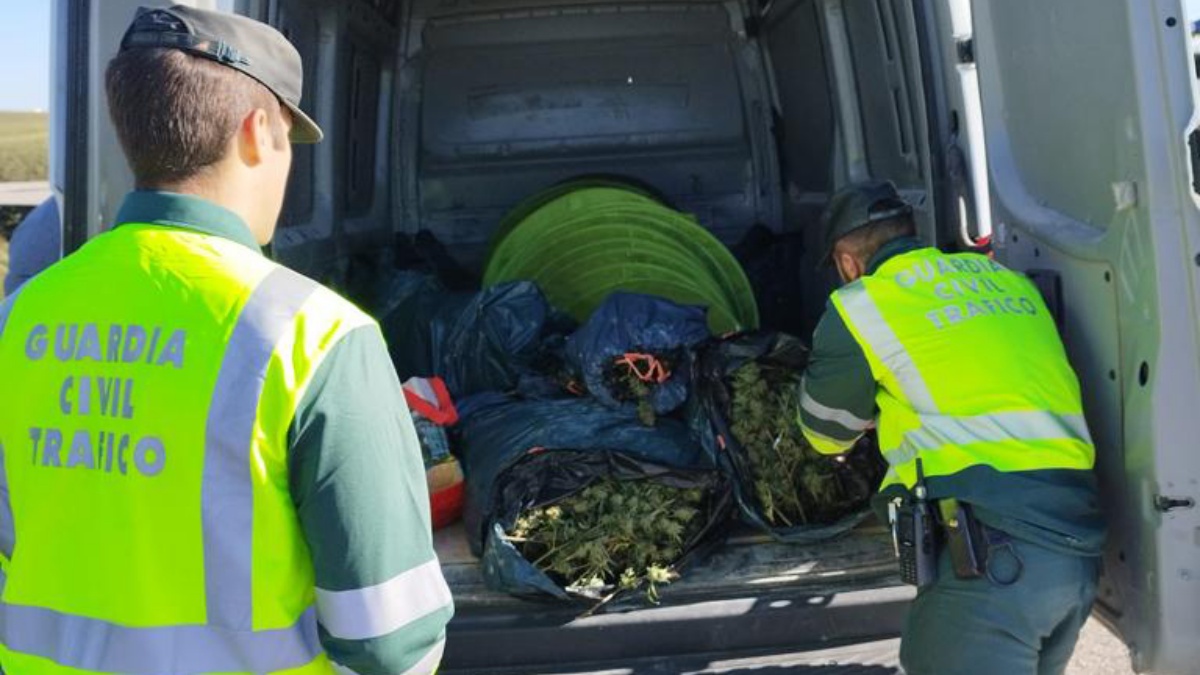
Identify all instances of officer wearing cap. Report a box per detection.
[0,6,451,673]
[798,181,1106,674]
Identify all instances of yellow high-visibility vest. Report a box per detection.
[827,247,1094,491]
[0,223,372,673]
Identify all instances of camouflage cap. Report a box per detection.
[119,5,323,143]
[817,180,913,267]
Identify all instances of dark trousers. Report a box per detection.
[900,530,1100,675]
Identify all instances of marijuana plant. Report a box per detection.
[729,361,851,526]
[505,477,706,603]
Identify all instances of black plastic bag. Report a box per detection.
[394,230,480,291]
[457,394,732,602]
[732,225,809,336]
[565,292,710,419]
[374,271,561,398]
[374,271,471,381]
[690,332,886,543]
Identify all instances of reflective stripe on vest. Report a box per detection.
[0,444,13,563]
[0,266,324,671]
[830,248,1095,489]
[883,411,1092,468]
[0,569,320,674]
[203,268,316,629]
[833,282,938,412]
[0,226,372,672]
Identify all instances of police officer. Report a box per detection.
[798,181,1106,675]
[0,7,451,673]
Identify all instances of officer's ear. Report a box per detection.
[833,249,866,284]
[237,107,278,167]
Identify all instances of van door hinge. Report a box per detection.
[1154,495,1196,513]
[956,38,975,64]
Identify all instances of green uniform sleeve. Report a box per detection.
[799,302,878,454]
[289,325,454,674]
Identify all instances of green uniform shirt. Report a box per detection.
[801,237,1105,556]
[114,191,454,673]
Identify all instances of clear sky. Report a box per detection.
[0,2,50,112]
[2,0,1200,112]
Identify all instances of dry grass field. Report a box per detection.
[0,111,46,297]
[0,111,48,183]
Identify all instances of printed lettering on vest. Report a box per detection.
[76,324,103,362]
[20,323,189,479]
[844,252,1091,491]
[889,255,1043,330]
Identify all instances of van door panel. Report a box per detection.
[970,0,1200,671]
[760,0,933,336]
[270,0,396,283]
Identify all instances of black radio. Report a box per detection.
[889,459,938,587]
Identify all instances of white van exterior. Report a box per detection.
[51,0,1200,672]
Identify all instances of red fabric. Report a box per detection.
[430,482,465,530]
[402,377,459,426]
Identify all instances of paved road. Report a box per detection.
[1067,617,1135,675]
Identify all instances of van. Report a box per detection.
[52,0,1200,672]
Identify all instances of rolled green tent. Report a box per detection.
[484,184,759,334]
[483,177,663,270]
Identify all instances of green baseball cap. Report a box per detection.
[818,180,913,267]
[119,5,323,144]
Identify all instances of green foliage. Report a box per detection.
[603,351,681,427]
[506,478,706,603]
[614,369,657,426]
[729,361,849,527]
[0,113,48,183]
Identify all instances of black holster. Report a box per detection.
[937,499,988,579]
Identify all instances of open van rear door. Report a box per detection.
[53,0,234,255]
[56,0,379,283]
[936,0,1200,671]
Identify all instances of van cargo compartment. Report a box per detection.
[438,523,908,671]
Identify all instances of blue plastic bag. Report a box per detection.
[565,292,710,417]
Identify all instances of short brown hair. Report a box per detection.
[105,48,283,188]
[836,213,916,263]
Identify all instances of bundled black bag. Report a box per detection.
[691,332,886,543]
[457,394,733,602]
[373,271,562,398]
[564,292,710,423]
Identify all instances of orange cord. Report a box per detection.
[614,352,672,384]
